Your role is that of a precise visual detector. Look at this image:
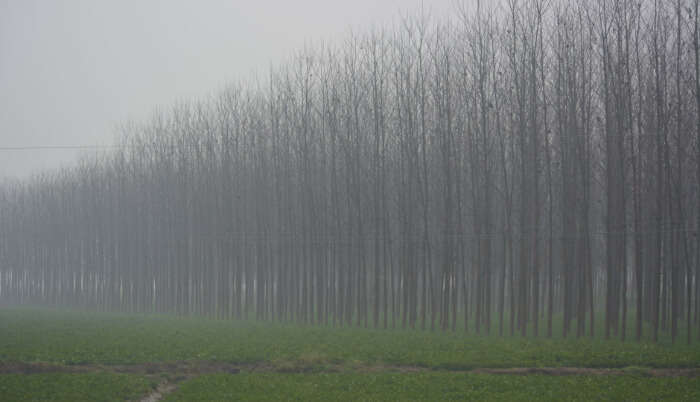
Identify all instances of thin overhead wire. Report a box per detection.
[0,145,121,151]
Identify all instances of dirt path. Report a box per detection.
[139,381,178,402]
[1,360,699,377]
[470,367,700,377]
[2,361,698,401]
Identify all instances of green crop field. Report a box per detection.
[166,372,700,401]
[0,373,153,402]
[1,307,699,401]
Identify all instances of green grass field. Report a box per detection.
[166,372,700,401]
[0,372,152,402]
[1,306,699,400]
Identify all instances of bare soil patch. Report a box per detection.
[140,380,178,402]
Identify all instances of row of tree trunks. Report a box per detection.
[0,0,699,342]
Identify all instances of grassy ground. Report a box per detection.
[166,372,700,401]
[0,372,152,402]
[0,307,698,368]
[1,306,699,401]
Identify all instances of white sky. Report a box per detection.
[0,0,458,179]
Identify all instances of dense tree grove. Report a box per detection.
[2,0,700,342]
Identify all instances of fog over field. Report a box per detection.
[2,1,700,400]
[0,0,454,179]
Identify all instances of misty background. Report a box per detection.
[0,0,453,179]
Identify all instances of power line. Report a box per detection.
[0,145,120,151]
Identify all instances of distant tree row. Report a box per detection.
[2,0,700,342]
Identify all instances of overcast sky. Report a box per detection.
[0,0,457,179]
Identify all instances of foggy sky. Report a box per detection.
[0,0,455,180]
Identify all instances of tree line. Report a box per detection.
[1,0,699,343]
